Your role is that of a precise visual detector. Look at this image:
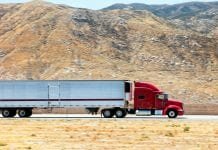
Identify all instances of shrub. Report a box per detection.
[184,126,190,132]
[0,142,7,147]
[165,132,174,137]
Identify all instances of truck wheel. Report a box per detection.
[18,109,32,118]
[102,109,114,118]
[2,109,16,118]
[122,110,127,118]
[167,109,178,118]
[115,109,126,118]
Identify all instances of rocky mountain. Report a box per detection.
[102,3,154,11]
[103,2,218,36]
[0,1,217,104]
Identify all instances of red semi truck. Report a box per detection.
[0,80,184,118]
[131,81,184,118]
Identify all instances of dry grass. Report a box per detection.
[0,119,218,150]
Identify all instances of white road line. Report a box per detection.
[1,114,218,121]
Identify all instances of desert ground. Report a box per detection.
[0,117,218,150]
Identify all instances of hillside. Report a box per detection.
[103,2,218,36]
[0,1,217,104]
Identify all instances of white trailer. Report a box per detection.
[0,80,130,118]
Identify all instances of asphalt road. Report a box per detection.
[2,114,218,121]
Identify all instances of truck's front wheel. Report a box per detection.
[102,109,114,118]
[167,109,178,118]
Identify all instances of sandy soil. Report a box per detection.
[0,119,218,150]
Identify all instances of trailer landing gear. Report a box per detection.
[86,107,99,115]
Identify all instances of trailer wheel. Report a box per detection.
[26,109,32,117]
[115,109,126,118]
[167,109,178,118]
[18,109,32,118]
[2,109,16,118]
[102,109,114,118]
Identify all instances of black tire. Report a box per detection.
[18,109,32,118]
[2,109,16,118]
[122,110,127,118]
[102,109,114,118]
[115,109,126,118]
[167,109,178,118]
[9,109,17,117]
[26,109,32,117]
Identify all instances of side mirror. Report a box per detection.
[164,94,168,100]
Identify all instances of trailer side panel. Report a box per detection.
[0,80,125,108]
[59,81,124,107]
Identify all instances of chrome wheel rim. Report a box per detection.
[169,111,175,117]
[20,111,26,116]
[104,110,111,117]
[116,110,123,117]
[3,110,10,116]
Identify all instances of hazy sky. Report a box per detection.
[0,0,216,10]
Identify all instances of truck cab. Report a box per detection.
[133,81,184,118]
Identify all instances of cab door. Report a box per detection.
[134,88,154,109]
[155,93,167,110]
[155,97,164,110]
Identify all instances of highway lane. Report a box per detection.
[1,114,218,120]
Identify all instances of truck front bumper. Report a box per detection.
[178,110,184,116]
